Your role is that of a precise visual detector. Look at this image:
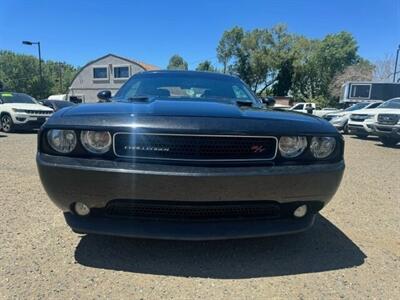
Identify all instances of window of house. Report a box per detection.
[114,66,130,79]
[350,84,371,99]
[93,67,108,79]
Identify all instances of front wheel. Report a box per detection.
[343,123,349,134]
[379,137,399,147]
[1,114,15,133]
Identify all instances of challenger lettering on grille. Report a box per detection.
[123,145,170,152]
[114,133,278,161]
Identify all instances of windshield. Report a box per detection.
[344,102,369,111]
[377,98,400,109]
[114,73,257,104]
[0,92,37,104]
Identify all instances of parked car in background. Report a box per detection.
[40,99,75,112]
[48,94,67,100]
[289,102,332,117]
[372,103,400,146]
[324,101,383,134]
[348,98,400,138]
[37,70,344,240]
[0,92,53,133]
[373,113,400,146]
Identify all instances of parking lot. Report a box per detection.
[0,133,399,299]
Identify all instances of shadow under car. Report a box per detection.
[74,214,366,279]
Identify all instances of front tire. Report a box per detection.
[343,123,349,134]
[379,137,399,147]
[1,114,15,133]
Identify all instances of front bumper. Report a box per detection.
[37,153,344,239]
[64,211,317,240]
[372,124,400,139]
[13,114,50,129]
[348,120,375,135]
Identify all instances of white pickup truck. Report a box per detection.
[290,102,338,117]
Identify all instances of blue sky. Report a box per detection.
[0,0,399,69]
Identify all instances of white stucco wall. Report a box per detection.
[68,55,146,103]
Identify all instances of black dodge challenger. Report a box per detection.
[37,70,344,240]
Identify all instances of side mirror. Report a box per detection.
[97,90,112,102]
[261,97,275,107]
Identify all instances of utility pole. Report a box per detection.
[22,40,43,96]
[394,44,400,83]
[59,63,63,93]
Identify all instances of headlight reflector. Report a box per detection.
[81,130,112,154]
[47,129,77,153]
[279,136,307,158]
[310,137,336,159]
[12,108,27,113]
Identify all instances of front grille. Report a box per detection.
[378,114,399,125]
[350,114,368,122]
[25,110,52,115]
[113,133,278,161]
[103,200,281,221]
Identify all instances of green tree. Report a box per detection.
[216,24,292,94]
[195,60,216,72]
[0,50,78,98]
[216,26,244,73]
[291,32,358,105]
[167,54,188,70]
[272,59,294,96]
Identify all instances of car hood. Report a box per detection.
[63,99,319,119]
[2,103,53,112]
[50,99,337,135]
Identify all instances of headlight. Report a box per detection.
[47,129,77,153]
[279,136,307,158]
[12,108,26,113]
[310,137,336,159]
[365,114,374,119]
[80,131,112,154]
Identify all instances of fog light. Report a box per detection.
[293,205,307,218]
[74,202,90,216]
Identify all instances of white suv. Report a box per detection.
[323,101,382,134]
[348,98,400,138]
[0,92,53,133]
[372,102,400,146]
